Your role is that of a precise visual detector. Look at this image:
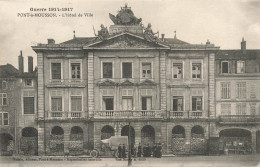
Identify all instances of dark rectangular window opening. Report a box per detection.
[103,97,114,110]
[222,62,229,73]
[142,97,152,110]
[173,97,183,111]
[122,62,132,78]
[24,97,34,114]
[52,63,61,79]
[103,62,113,78]
[192,97,202,111]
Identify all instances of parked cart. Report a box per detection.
[90,136,128,158]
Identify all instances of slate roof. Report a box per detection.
[215,50,260,60]
[0,64,19,78]
[61,37,96,45]
[160,37,189,45]
[60,32,190,47]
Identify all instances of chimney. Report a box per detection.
[241,37,246,54]
[18,50,24,74]
[28,56,33,73]
[48,39,55,44]
[206,39,211,45]
[161,34,165,42]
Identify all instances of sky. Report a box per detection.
[0,0,260,71]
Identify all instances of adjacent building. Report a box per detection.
[215,39,260,153]
[0,52,37,156]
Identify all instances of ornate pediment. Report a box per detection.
[97,79,117,86]
[139,79,157,86]
[119,79,135,86]
[86,33,167,49]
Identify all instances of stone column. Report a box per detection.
[37,52,45,155]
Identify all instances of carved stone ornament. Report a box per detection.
[109,4,142,26]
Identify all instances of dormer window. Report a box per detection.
[221,61,229,74]
[237,61,245,73]
[25,79,33,87]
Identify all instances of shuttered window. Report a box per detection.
[71,96,82,111]
[0,93,7,106]
[221,82,231,99]
[0,113,9,125]
[24,97,34,114]
[51,97,62,111]
[237,82,246,99]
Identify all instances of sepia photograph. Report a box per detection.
[0,0,260,166]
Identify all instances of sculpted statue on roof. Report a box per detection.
[93,24,109,40]
[143,23,159,42]
[109,4,142,26]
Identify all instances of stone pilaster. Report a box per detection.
[159,52,167,111]
[37,52,45,155]
[251,131,256,153]
[63,128,70,154]
[208,53,216,118]
[88,52,94,116]
[37,124,45,155]
[135,124,141,145]
[93,122,101,149]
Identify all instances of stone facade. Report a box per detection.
[0,5,256,157]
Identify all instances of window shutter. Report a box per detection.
[24,97,34,114]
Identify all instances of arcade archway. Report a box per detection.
[121,125,135,148]
[171,125,185,153]
[219,128,252,154]
[50,126,64,155]
[21,127,38,155]
[141,125,155,147]
[190,125,206,154]
[0,133,14,156]
[101,125,114,140]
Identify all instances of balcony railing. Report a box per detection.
[169,111,207,119]
[219,115,260,123]
[45,111,87,119]
[93,110,162,119]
